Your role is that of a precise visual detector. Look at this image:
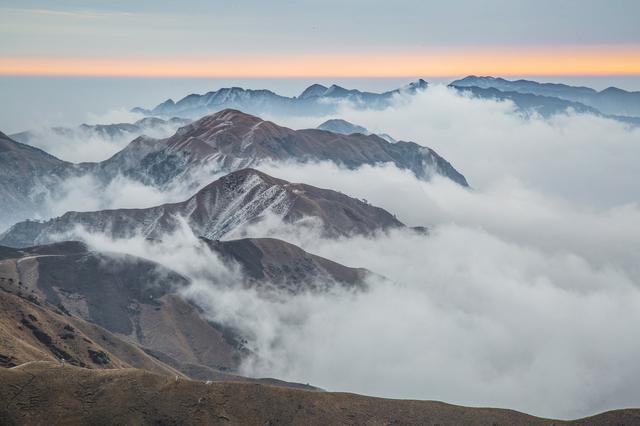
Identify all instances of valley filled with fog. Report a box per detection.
[2,79,639,420]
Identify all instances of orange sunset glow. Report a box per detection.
[2,47,640,77]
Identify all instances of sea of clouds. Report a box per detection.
[9,85,640,419]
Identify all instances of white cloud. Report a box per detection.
[73,163,640,419]
[272,85,640,209]
[84,107,145,126]
[16,109,185,163]
[13,84,640,419]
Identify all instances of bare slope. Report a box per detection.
[1,362,638,426]
[0,168,403,248]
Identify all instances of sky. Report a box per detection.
[1,0,640,77]
[2,0,640,133]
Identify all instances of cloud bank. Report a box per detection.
[272,85,640,208]
[19,85,640,419]
[14,108,183,162]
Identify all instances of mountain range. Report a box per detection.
[117,109,467,187]
[131,77,640,127]
[451,76,640,124]
[2,78,638,424]
[0,109,467,230]
[0,168,404,248]
[132,79,429,118]
[10,117,191,150]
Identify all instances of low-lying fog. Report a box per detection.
[11,85,640,419]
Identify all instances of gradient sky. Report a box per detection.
[1,0,640,77]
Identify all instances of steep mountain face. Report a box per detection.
[0,241,240,374]
[133,79,429,119]
[121,109,468,187]
[451,76,640,118]
[0,132,72,230]
[0,238,368,377]
[0,281,184,376]
[0,169,403,248]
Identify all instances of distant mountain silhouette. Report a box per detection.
[451,76,640,121]
[133,80,429,118]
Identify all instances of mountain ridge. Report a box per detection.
[125,108,468,187]
[0,108,466,230]
[451,76,640,118]
[133,79,429,118]
[0,168,404,248]
[0,237,370,379]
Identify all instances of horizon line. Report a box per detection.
[2,49,640,78]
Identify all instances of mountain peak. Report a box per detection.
[324,84,350,97]
[317,119,368,135]
[193,109,263,128]
[298,84,329,99]
[197,168,285,194]
[405,78,428,90]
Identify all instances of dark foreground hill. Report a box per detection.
[0,239,367,379]
[0,278,320,391]
[1,362,639,426]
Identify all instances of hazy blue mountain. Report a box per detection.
[11,117,191,147]
[451,85,601,117]
[317,119,397,142]
[451,76,640,118]
[133,80,429,119]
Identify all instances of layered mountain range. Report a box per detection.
[10,117,191,150]
[3,77,637,423]
[130,77,640,128]
[451,76,640,124]
[133,79,429,118]
[0,109,467,229]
